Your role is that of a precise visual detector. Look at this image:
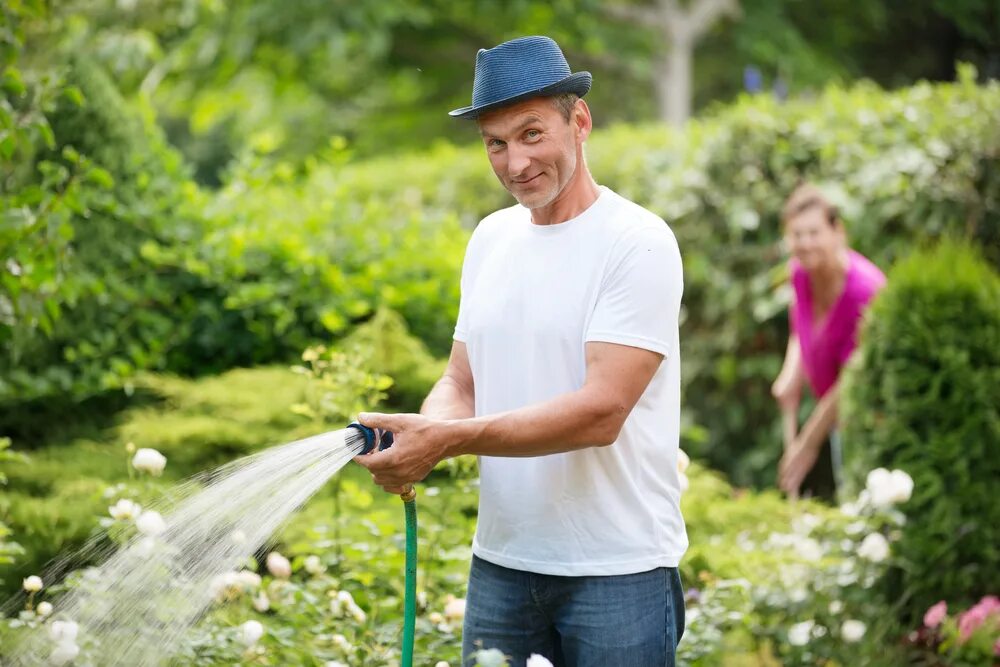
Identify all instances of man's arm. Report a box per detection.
[355,341,663,491]
[420,341,475,421]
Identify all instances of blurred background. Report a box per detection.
[2,1,999,665]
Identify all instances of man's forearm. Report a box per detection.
[440,386,625,458]
[420,375,475,421]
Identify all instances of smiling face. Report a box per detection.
[784,204,844,272]
[477,96,589,210]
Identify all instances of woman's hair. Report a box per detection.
[782,183,840,228]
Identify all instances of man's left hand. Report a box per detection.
[353,412,452,494]
[778,438,820,499]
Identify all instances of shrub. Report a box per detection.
[840,242,1000,617]
[0,367,316,597]
[184,71,1000,485]
[0,57,206,404]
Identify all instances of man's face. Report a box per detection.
[477,98,582,210]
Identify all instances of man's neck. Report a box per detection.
[530,165,601,226]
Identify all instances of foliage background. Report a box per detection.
[2,1,1000,664]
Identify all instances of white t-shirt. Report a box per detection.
[454,186,688,576]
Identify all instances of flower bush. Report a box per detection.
[907,596,1000,666]
[0,350,990,666]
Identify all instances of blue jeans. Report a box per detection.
[461,555,685,667]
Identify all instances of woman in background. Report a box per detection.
[772,183,886,501]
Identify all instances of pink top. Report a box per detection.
[790,250,886,398]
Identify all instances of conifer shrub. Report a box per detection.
[840,241,1000,616]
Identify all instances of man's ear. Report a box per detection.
[574,99,593,142]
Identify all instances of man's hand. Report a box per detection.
[353,412,452,494]
[778,438,820,499]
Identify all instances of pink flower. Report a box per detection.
[957,595,1000,642]
[923,601,947,628]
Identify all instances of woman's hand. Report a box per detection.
[778,437,820,499]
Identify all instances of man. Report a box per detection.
[356,35,687,666]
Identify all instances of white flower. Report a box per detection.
[211,571,261,602]
[858,532,890,562]
[266,552,291,579]
[794,537,823,562]
[839,500,862,517]
[325,662,349,667]
[304,555,324,575]
[677,449,690,474]
[472,648,508,667]
[23,576,43,593]
[49,620,79,643]
[788,620,814,646]
[841,619,866,642]
[866,468,914,508]
[136,511,167,537]
[331,590,366,622]
[331,633,351,651]
[48,642,80,666]
[444,595,466,621]
[350,603,367,623]
[828,600,844,614]
[252,591,270,612]
[237,620,264,646]
[887,469,913,504]
[109,499,142,521]
[237,570,262,589]
[131,448,167,476]
[792,513,821,535]
[429,611,444,624]
[36,601,54,617]
[435,662,450,667]
[527,654,555,667]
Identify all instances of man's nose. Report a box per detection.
[506,143,531,178]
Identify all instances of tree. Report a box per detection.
[605,0,742,125]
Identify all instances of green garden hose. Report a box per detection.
[345,424,418,666]
[400,486,418,667]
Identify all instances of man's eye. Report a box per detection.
[488,139,505,150]
[526,130,540,140]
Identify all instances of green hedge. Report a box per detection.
[5,64,999,487]
[0,58,206,405]
[840,242,1000,616]
[186,69,999,484]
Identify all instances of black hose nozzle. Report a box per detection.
[346,422,394,455]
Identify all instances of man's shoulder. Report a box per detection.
[602,190,678,252]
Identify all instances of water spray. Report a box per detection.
[345,423,417,667]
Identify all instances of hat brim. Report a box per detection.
[448,71,592,119]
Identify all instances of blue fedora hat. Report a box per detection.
[449,36,592,119]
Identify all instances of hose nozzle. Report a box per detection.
[346,422,394,455]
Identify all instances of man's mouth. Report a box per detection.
[512,173,542,185]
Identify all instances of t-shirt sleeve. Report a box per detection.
[585,225,683,357]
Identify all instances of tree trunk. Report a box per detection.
[659,36,693,126]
